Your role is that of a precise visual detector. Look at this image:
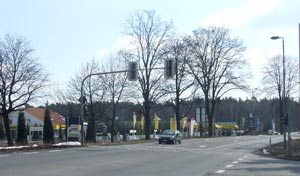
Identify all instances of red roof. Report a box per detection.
[24,108,65,127]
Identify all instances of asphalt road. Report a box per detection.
[0,135,299,176]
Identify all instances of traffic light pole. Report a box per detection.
[79,69,131,146]
[79,64,171,146]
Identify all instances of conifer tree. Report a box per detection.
[16,112,28,145]
[26,124,30,136]
[43,103,55,144]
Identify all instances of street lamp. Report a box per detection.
[270,36,285,106]
[271,35,291,156]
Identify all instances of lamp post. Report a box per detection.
[271,36,291,156]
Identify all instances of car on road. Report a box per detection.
[158,129,181,144]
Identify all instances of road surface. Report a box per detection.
[0,135,299,176]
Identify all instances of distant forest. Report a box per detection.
[42,96,300,135]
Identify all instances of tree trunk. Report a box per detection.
[204,93,213,137]
[111,103,116,143]
[3,113,14,146]
[175,90,180,131]
[86,93,96,143]
[144,100,151,139]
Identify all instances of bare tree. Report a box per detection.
[68,59,105,143]
[187,26,247,137]
[122,10,174,139]
[262,55,299,133]
[164,37,195,130]
[0,34,48,146]
[101,54,128,143]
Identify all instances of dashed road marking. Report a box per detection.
[225,164,233,168]
[49,150,62,153]
[216,170,226,174]
[232,161,239,164]
[23,152,38,155]
[199,145,206,148]
[244,155,248,158]
[238,158,244,161]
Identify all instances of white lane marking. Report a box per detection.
[238,158,244,161]
[204,143,238,150]
[244,155,248,158]
[216,170,226,174]
[23,152,38,155]
[199,145,207,148]
[232,161,239,164]
[49,150,62,153]
[233,140,238,143]
[204,138,273,151]
[0,155,9,157]
[226,164,233,168]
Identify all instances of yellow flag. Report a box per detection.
[141,114,145,130]
[133,112,137,129]
[154,113,159,130]
[182,117,187,129]
[170,117,177,130]
[194,123,199,129]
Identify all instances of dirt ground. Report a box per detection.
[264,138,300,160]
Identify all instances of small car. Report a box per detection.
[158,129,181,144]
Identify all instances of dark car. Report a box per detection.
[158,130,182,144]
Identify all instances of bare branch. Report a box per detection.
[0,34,48,146]
[122,10,174,139]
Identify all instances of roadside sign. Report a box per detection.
[68,125,80,138]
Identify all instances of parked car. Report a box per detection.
[158,130,182,144]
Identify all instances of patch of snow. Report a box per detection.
[263,148,270,155]
[53,142,81,146]
[0,145,30,150]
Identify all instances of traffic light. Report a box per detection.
[84,104,89,117]
[280,114,289,126]
[284,114,289,126]
[128,62,138,81]
[280,117,285,124]
[164,59,174,79]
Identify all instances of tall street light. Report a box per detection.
[271,36,291,156]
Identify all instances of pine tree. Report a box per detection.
[26,124,30,136]
[16,112,28,145]
[43,103,55,144]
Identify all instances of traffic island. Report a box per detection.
[258,138,300,161]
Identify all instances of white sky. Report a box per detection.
[0,0,299,103]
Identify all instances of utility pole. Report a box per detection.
[298,23,300,133]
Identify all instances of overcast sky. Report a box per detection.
[0,0,299,102]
